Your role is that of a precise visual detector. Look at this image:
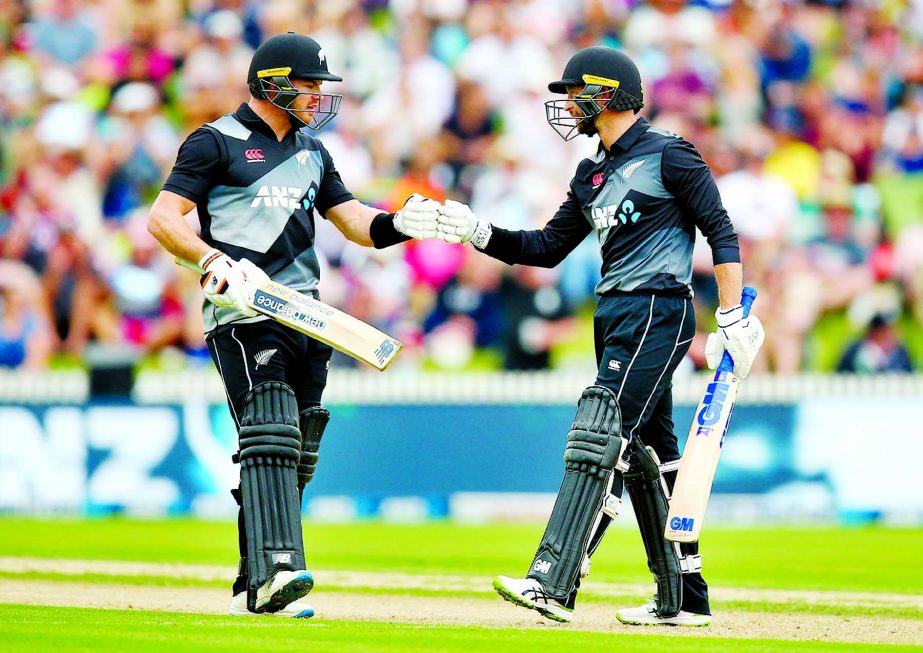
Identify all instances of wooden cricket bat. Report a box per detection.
[664,286,757,543]
[177,258,402,371]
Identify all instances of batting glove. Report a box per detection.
[705,304,765,379]
[199,249,259,318]
[437,199,492,249]
[393,193,440,240]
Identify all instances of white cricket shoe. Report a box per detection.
[493,575,573,623]
[229,591,314,618]
[254,569,314,613]
[616,599,711,626]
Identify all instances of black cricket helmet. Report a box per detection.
[545,46,644,141]
[247,32,343,130]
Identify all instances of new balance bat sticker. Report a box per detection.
[177,258,402,371]
[665,287,757,543]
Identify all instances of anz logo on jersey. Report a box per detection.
[250,185,305,209]
[592,199,643,230]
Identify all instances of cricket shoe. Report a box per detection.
[229,591,314,618]
[616,599,711,627]
[255,569,315,613]
[493,575,573,623]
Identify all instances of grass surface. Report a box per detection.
[0,518,921,594]
[0,605,903,653]
[1,518,920,652]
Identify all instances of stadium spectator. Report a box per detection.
[0,0,919,373]
[837,312,913,373]
[0,261,53,369]
[28,0,99,68]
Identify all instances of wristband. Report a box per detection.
[370,212,412,249]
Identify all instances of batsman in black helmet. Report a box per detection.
[437,46,765,625]
[148,33,441,618]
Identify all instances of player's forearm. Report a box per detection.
[714,262,743,310]
[147,205,211,264]
[327,199,401,248]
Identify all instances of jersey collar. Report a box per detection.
[233,102,295,142]
[603,116,649,154]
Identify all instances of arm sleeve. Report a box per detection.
[482,189,592,268]
[162,128,224,204]
[662,139,740,265]
[315,144,356,216]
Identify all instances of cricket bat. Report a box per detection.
[664,286,757,543]
[177,258,402,371]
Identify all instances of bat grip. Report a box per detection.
[716,286,757,373]
[176,257,205,274]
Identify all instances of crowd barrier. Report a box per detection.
[1,370,921,524]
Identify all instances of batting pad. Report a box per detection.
[527,386,627,599]
[297,406,330,493]
[624,442,682,617]
[238,382,306,611]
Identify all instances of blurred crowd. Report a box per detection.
[1,0,921,376]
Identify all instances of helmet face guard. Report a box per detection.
[250,67,343,130]
[545,82,615,141]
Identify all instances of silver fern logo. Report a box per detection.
[254,349,278,368]
[620,159,646,180]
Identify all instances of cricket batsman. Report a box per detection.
[436,46,765,625]
[148,32,440,617]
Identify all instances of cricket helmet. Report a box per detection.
[247,32,343,130]
[545,47,644,141]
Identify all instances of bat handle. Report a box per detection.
[716,286,758,374]
[176,257,205,274]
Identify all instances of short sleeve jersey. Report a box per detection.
[163,103,354,333]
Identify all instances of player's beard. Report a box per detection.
[288,109,314,128]
[577,115,599,137]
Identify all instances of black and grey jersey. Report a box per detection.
[482,117,740,297]
[163,103,354,333]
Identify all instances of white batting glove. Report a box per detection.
[198,249,258,318]
[437,199,492,249]
[393,193,440,240]
[704,304,765,379]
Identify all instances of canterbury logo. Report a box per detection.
[245,148,265,162]
[620,159,645,179]
[592,172,605,188]
[254,349,278,368]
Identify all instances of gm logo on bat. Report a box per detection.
[670,516,695,531]
[695,371,731,436]
[255,290,327,331]
[374,338,397,365]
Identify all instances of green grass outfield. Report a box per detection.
[0,605,901,653]
[0,518,920,652]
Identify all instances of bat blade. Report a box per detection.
[665,286,757,543]
[664,369,739,542]
[251,280,402,371]
[176,257,402,370]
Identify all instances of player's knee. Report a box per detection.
[239,382,301,462]
[564,386,629,473]
[297,406,330,489]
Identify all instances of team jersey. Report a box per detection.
[483,117,740,297]
[163,103,354,333]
